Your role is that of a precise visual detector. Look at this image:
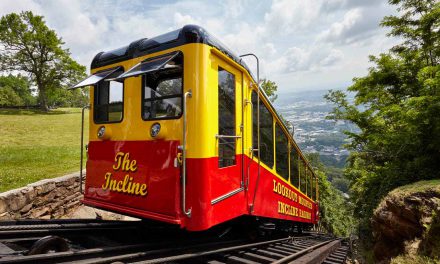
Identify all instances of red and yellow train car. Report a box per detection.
[73,25,319,231]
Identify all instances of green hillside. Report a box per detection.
[0,108,88,192]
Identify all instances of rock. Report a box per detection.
[0,197,8,213]
[20,203,33,213]
[0,212,11,220]
[50,200,66,210]
[31,207,49,218]
[8,193,28,211]
[372,182,440,262]
[35,182,56,195]
[65,200,80,209]
[43,191,56,202]
[40,215,51,220]
[64,193,80,203]
[61,177,76,187]
[25,187,37,201]
[405,196,423,205]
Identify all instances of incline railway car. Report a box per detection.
[73,25,319,232]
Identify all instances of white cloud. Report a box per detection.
[263,0,321,34]
[319,8,363,44]
[318,5,392,45]
[266,45,344,75]
[173,12,201,28]
[0,0,399,92]
[320,49,344,66]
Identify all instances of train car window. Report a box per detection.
[311,176,315,200]
[260,102,274,168]
[306,169,312,197]
[290,146,299,187]
[142,53,183,120]
[94,69,124,123]
[275,124,289,180]
[299,160,306,193]
[251,91,258,152]
[218,67,236,168]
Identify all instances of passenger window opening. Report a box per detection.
[290,146,300,187]
[142,52,183,120]
[259,102,274,168]
[275,124,289,180]
[94,69,124,123]
[251,91,258,153]
[299,160,306,193]
[218,67,236,168]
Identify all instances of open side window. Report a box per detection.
[71,67,123,89]
[94,69,124,123]
[141,52,183,120]
[275,123,289,180]
[111,51,180,81]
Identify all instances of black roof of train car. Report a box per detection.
[91,24,252,76]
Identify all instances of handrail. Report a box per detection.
[79,105,89,194]
[240,53,260,213]
[181,90,192,218]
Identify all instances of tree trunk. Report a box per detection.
[38,83,49,112]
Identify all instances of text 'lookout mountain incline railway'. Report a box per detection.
[0,219,349,263]
[71,24,320,232]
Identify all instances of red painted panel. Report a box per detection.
[84,141,317,231]
[84,140,181,222]
[184,156,246,230]
[245,155,317,224]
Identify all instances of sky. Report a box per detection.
[0,0,400,93]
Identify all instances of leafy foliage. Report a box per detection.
[0,11,86,111]
[0,86,23,106]
[261,78,278,102]
[325,0,440,231]
[307,153,356,236]
[260,78,294,134]
[0,74,35,106]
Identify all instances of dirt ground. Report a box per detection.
[62,204,139,221]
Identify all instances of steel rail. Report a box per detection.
[130,237,292,264]
[272,239,338,264]
[0,219,345,264]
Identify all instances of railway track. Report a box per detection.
[0,219,349,263]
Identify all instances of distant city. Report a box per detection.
[274,89,358,168]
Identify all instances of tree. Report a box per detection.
[0,11,85,111]
[325,0,440,229]
[0,74,35,106]
[261,78,278,102]
[0,86,23,106]
[260,78,294,134]
[307,153,356,236]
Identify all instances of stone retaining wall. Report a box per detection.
[0,171,84,220]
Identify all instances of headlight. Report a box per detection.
[97,126,106,138]
[150,123,161,137]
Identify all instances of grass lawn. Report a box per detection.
[0,108,89,192]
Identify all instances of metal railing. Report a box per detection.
[180,90,192,217]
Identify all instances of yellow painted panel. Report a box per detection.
[86,42,317,201]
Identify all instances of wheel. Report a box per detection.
[27,236,69,255]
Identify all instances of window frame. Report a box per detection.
[93,67,125,124]
[258,99,274,169]
[251,90,258,152]
[218,66,237,168]
[275,123,289,180]
[289,144,300,188]
[141,52,184,121]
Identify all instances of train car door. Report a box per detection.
[210,55,244,205]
